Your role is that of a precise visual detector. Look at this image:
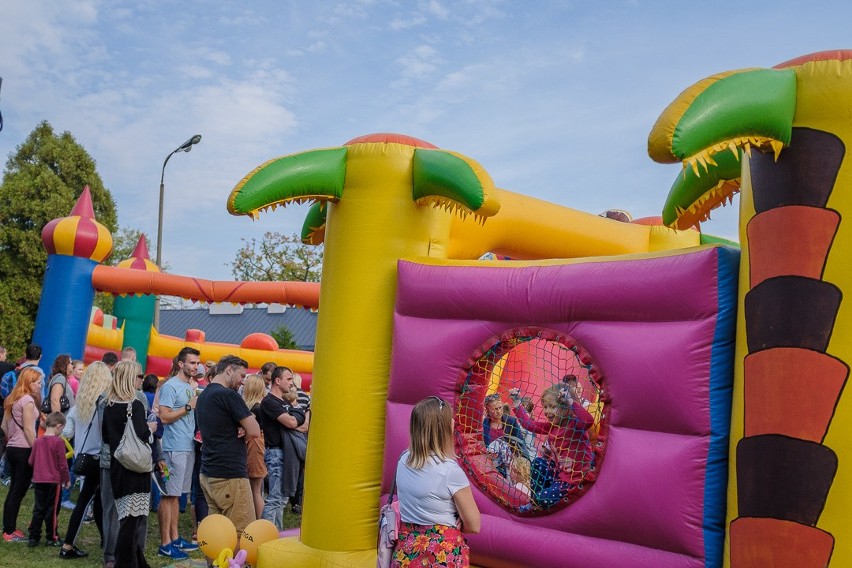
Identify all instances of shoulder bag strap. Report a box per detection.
[77,414,95,450]
[10,396,36,430]
[388,452,403,503]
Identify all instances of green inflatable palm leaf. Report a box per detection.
[227,148,348,219]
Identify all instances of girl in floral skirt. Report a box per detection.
[392,396,481,568]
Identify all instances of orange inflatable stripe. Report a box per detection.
[743,347,849,442]
[91,265,320,308]
[729,517,834,567]
[746,206,839,288]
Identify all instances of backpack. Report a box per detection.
[0,367,24,399]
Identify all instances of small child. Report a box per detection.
[282,389,308,453]
[28,412,70,547]
[508,456,532,497]
[67,360,84,396]
[282,388,308,513]
[509,383,594,510]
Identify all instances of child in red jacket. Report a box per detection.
[27,412,70,547]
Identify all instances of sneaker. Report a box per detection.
[27,539,39,548]
[0,477,10,486]
[46,538,62,547]
[172,536,199,552]
[61,500,76,510]
[190,533,198,545]
[3,530,26,542]
[157,543,188,560]
[60,545,89,559]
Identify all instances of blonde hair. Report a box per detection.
[509,456,531,488]
[541,382,575,425]
[242,374,266,409]
[108,360,142,402]
[283,389,297,403]
[76,361,113,422]
[4,367,42,411]
[406,396,455,470]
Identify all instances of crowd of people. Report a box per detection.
[0,343,310,568]
[0,343,589,568]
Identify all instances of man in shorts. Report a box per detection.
[156,346,201,559]
[196,355,260,537]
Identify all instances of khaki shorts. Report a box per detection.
[199,474,256,533]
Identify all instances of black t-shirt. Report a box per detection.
[196,383,252,479]
[260,393,305,449]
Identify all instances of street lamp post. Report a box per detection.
[153,134,202,330]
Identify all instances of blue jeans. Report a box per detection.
[150,477,161,512]
[61,468,76,503]
[261,448,286,531]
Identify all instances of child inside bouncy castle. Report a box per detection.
[508,383,594,510]
[481,393,527,478]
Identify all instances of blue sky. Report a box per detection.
[2,1,852,281]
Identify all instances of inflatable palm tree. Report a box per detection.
[228,133,499,559]
[649,50,852,567]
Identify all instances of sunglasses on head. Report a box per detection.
[429,396,446,410]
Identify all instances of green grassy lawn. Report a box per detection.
[0,480,301,567]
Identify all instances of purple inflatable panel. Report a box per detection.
[382,247,737,568]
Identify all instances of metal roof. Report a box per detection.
[159,306,318,351]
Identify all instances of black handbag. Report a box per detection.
[71,416,99,477]
[41,376,70,414]
[72,452,99,477]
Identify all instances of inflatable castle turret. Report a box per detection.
[113,236,159,371]
[33,186,113,379]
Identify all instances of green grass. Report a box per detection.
[0,480,301,567]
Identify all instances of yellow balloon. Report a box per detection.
[239,518,279,566]
[197,514,237,559]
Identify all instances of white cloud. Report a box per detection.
[389,14,427,30]
[396,45,441,79]
[423,0,450,19]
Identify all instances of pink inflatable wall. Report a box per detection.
[382,246,737,568]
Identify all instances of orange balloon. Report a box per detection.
[197,514,237,559]
[239,518,279,566]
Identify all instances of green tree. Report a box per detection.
[270,325,298,350]
[230,231,323,282]
[0,121,118,356]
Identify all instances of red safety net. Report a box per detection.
[454,327,609,515]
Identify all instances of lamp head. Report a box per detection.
[177,134,202,153]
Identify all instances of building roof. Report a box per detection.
[160,306,318,351]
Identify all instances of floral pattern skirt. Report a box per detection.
[391,522,469,567]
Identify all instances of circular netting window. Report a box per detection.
[455,327,608,515]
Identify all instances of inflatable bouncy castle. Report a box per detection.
[31,187,318,381]
[223,50,852,568]
[31,49,852,568]
[226,133,731,568]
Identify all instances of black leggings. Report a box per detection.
[2,446,33,534]
[64,473,103,546]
